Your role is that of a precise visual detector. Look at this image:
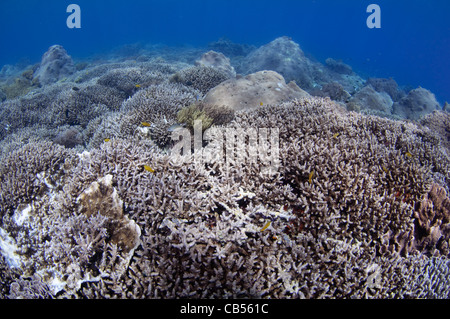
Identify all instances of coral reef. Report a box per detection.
[413,184,450,256]
[310,82,350,102]
[365,78,405,102]
[203,70,310,111]
[348,85,393,114]
[195,50,236,78]
[1,96,449,299]
[117,83,200,148]
[236,36,365,95]
[419,110,450,153]
[33,45,75,86]
[170,65,230,95]
[393,87,440,120]
[0,69,40,100]
[207,37,255,57]
[1,39,450,300]
[177,104,213,130]
[97,67,165,97]
[237,36,319,90]
[444,102,449,112]
[325,58,353,75]
[53,126,84,149]
[0,140,73,216]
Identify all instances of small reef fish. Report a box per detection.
[332,133,340,138]
[382,166,388,173]
[135,84,141,88]
[260,221,271,231]
[143,165,155,173]
[308,171,314,184]
[141,122,152,127]
[260,102,264,106]
[405,152,413,158]
[168,124,184,132]
[104,138,111,142]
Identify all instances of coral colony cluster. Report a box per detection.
[0,37,449,298]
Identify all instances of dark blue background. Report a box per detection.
[0,0,448,103]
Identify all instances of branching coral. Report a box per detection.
[0,140,74,216]
[1,96,450,299]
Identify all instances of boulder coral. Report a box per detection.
[393,87,440,120]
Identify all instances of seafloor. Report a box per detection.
[0,37,449,298]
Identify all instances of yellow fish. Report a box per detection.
[260,102,263,106]
[382,166,388,173]
[406,152,413,158]
[141,122,151,127]
[104,138,111,142]
[333,133,340,138]
[260,221,271,231]
[135,84,141,88]
[143,165,155,173]
[308,171,314,183]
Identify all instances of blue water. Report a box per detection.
[1,0,449,103]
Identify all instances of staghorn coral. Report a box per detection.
[53,126,84,149]
[170,65,230,95]
[1,96,450,299]
[366,77,405,102]
[118,83,200,147]
[177,103,214,130]
[208,37,256,57]
[46,83,126,128]
[238,36,319,90]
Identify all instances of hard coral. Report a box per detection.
[0,140,73,217]
[393,87,440,120]
[203,70,310,111]
[414,184,450,256]
[177,103,214,130]
[33,45,75,86]
[170,65,230,94]
[1,96,450,299]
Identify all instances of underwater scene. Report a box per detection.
[0,0,449,301]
